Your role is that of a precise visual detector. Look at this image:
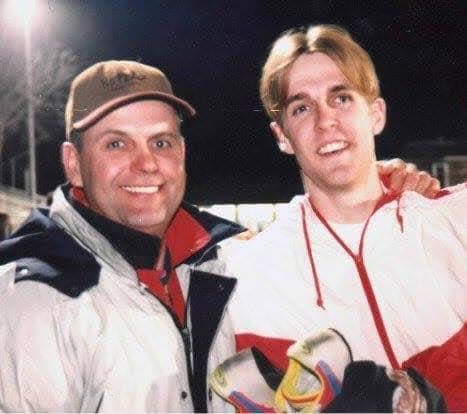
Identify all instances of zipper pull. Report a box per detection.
[181,327,192,354]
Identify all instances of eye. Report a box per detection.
[157,140,170,148]
[335,93,352,106]
[106,139,125,149]
[291,103,310,117]
[153,138,173,149]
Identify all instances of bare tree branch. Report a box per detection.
[0,39,80,156]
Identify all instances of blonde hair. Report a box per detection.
[260,24,381,121]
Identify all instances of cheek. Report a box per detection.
[175,167,187,193]
[172,163,186,197]
[291,130,316,158]
[163,153,186,178]
[82,156,123,188]
[284,122,312,151]
[349,108,372,129]
[288,118,310,137]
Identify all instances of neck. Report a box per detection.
[305,168,383,224]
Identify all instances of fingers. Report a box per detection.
[411,172,441,198]
[400,171,441,198]
[387,163,417,193]
[408,171,432,193]
[400,167,423,192]
[424,177,441,199]
[377,159,417,193]
[377,158,441,197]
[376,158,408,176]
[387,369,427,413]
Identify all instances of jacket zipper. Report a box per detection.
[306,197,401,369]
[188,245,235,409]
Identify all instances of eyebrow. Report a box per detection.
[283,83,352,109]
[98,128,129,138]
[97,129,181,140]
[329,83,351,94]
[284,92,307,109]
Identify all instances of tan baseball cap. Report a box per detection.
[65,60,196,139]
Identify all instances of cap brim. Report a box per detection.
[73,91,196,132]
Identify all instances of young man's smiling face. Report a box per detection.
[62,99,186,237]
[271,52,386,194]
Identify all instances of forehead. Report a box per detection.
[107,99,178,125]
[85,99,180,136]
[285,52,348,96]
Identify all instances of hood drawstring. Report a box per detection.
[379,189,405,233]
[303,196,401,369]
[300,191,405,310]
[380,179,405,233]
[395,194,404,233]
[300,203,324,309]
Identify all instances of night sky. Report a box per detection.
[3,0,467,204]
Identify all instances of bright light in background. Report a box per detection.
[3,0,43,202]
[4,0,39,29]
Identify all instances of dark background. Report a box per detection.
[3,0,467,203]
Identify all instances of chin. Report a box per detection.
[123,212,167,235]
[317,173,352,189]
[328,166,359,185]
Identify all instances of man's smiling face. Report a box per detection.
[271,52,386,194]
[63,99,186,237]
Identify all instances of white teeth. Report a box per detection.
[122,186,160,194]
[318,141,349,155]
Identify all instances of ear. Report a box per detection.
[180,137,186,161]
[61,142,83,187]
[270,121,294,155]
[370,97,387,136]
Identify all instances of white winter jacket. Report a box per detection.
[225,185,467,410]
[0,186,242,412]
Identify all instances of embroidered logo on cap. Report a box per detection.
[101,72,148,91]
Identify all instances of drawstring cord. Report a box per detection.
[301,191,405,310]
[300,203,324,309]
[301,194,403,369]
[395,193,404,232]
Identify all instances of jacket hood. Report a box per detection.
[168,201,245,266]
[66,184,246,269]
[0,208,100,296]
[0,208,95,267]
[0,189,245,296]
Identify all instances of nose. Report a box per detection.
[315,104,337,131]
[132,146,159,174]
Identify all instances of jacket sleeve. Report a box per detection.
[435,183,467,249]
[411,185,467,411]
[0,263,85,412]
[421,185,467,316]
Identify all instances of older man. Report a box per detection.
[0,61,245,412]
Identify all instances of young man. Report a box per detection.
[0,60,245,412]
[222,25,466,411]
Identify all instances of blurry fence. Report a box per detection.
[1,154,466,237]
[0,185,46,236]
